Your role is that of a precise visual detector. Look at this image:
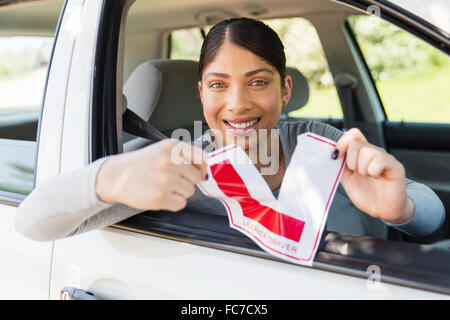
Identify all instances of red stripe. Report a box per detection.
[209,145,237,159]
[210,160,305,242]
[306,134,336,147]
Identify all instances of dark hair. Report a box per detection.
[198,17,286,87]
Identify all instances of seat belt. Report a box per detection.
[122,95,168,143]
[334,73,362,129]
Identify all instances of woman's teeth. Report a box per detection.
[226,119,258,129]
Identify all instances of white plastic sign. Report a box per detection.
[197,133,346,266]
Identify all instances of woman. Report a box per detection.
[15,17,444,242]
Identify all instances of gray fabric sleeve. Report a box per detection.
[15,155,140,241]
[383,179,446,237]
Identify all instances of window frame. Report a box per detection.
[97,0,450,296]
[0,0,66,206]
[336,0,450,53]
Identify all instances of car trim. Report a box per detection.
[342,19,387,120]
[0,191,24,207]
[336,0,449,53]
[90,0,126,163]
[33,0,68,189]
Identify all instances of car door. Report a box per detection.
[0,0,65,299]
[47,0,450,300]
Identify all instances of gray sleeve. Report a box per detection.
[383,179,446,237]
[15,155,141,242]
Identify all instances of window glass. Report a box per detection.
[265,18,342,119]
[169,18,343,119]
[0,1,62,197]
[170,27,203,61]
[348,15,450,123]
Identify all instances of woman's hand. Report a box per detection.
[96,139,208,212]
[334,128,414,224]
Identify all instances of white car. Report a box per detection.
[0,0,449,300]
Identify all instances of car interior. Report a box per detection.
[117,0,450,247]
[0,0,449,248]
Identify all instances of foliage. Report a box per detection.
[347,15,449,81]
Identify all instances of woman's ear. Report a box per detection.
[198,80,203,103]
[282,75,293,108]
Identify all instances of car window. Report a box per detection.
[170,18,343,119]
[347,15,450,123]
[0,1,63,198]
[114,1,450,295]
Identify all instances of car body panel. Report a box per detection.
[50,228,446,299]
[0,203,53,299]
[36,0,84,184]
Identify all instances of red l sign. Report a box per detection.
[210,159,305,242]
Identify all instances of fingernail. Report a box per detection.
[205,173,209,180]
[331,149,339,160]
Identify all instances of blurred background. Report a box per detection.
[170,15,450,122]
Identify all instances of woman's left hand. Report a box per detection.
[334,128,414,224]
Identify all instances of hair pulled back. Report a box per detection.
[198,17,286,87]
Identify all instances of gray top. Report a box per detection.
[15,120,445,241]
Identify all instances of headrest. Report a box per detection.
[123,60,309,133]
[123,59,204,132]
[284,67,309,113]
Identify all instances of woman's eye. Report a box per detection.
[210,82,226,89]
[251,80,268,87]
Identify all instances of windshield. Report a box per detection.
[389,0,449,34]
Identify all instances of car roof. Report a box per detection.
[128,0,356,32]
[0,0,358,36]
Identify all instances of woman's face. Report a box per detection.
[198,41,292,152]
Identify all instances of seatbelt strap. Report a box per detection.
[122,94,168,143]
[334,73,362,129]
[123,108,168,142]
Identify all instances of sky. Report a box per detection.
[391,0,449,33]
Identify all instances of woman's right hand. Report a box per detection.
[95,139,208,211]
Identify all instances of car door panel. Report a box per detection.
[49,228,447,299]
[0,203,53,299]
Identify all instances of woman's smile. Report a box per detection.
[223,116,261,135]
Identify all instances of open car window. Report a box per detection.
[91,0,450,296]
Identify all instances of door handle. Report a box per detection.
[60,287,101,300]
